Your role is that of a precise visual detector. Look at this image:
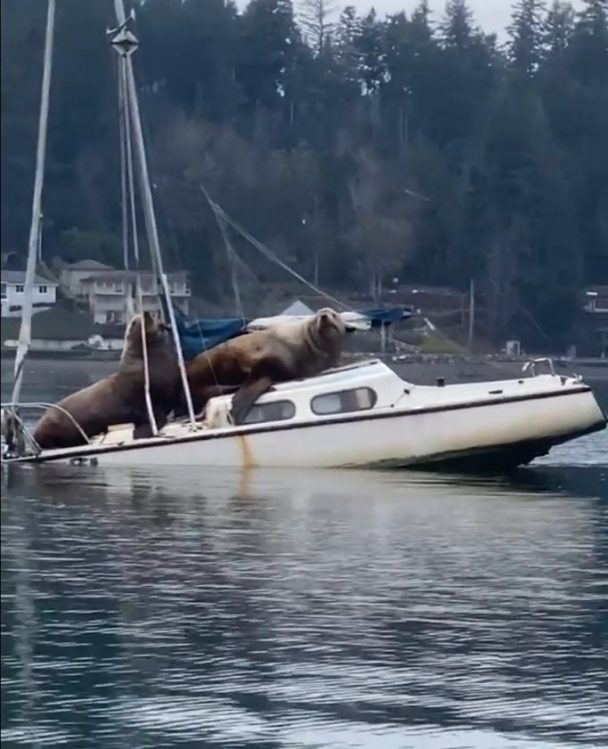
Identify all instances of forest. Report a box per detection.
[1,0,607,346]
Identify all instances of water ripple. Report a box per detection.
[2,459,608,748]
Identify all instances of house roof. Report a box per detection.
[1,270,57,286]
[80,270,188,283]
[62,259,115,271]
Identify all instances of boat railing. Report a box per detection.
[1,401,92,460]
[522,357,556,377]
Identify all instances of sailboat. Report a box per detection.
[1,1,606,471]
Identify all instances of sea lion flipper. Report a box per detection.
[230,376,274,425]
[133,407,169,440]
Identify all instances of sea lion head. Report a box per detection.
[120,311,172,367]
[311,307,346,349]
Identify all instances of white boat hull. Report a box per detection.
[4,360,605,472]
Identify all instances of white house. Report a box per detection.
[58,260,191,324]
[1,270,58,318]
[59,259,115,298]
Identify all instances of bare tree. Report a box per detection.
[298,0,337,55]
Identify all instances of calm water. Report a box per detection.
[2,361,607,749]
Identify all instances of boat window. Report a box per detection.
[311,387,377,415]
[241,400,296,425]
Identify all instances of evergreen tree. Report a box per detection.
[542,0,575,61]
[236,0,302,111]
[565,0,608,280]
[473,82,582,342]
[508,0,547,76]
[354,10,387,96]
[435,0,498,153]
[1,0,605,345]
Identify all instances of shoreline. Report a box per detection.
[354,353,608,385]
[2,351,607,385]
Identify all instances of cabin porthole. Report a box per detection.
[242,400,296,425]
[311,387,377,416]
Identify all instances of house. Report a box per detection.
[59,259,115,298]
[1,270,58,318]
[58,260,191,324]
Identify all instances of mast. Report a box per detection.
[111,1,196,427]
[10,0,56,405]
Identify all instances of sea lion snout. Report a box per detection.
[125,311,168,345]
[316,307,345,337]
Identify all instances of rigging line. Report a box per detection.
[113,4,196,428]
[200,188,425,352]
[201,184,245,321]
[219,212,245,321]
[203,190,349,312]
[11,0,55,407]
[121,55,157,435]
[118,58,130,272]
[144,180,223,398]
[144,206,224,398]
[119,59,135,320]
[140,169,229,398]
[227,242,264,286]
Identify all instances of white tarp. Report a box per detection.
[247,311,372,332]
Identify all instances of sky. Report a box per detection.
[289,0,586,42]
[362,0,515,39]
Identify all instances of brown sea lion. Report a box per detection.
[180,307,347,425]
[32,312,180,450]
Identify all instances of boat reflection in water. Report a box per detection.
[2,464,607,748]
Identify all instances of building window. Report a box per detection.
[15,285,24,293]
[241,400,296,425]
[38,285,48,293]
[311,387,377,416]
[0,283,6,298]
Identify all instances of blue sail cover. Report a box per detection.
[165,300,412,361]
[357,307,411,327]
[168,303,247,361]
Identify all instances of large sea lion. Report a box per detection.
[33,312,180,450]
[180,307,347,425]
